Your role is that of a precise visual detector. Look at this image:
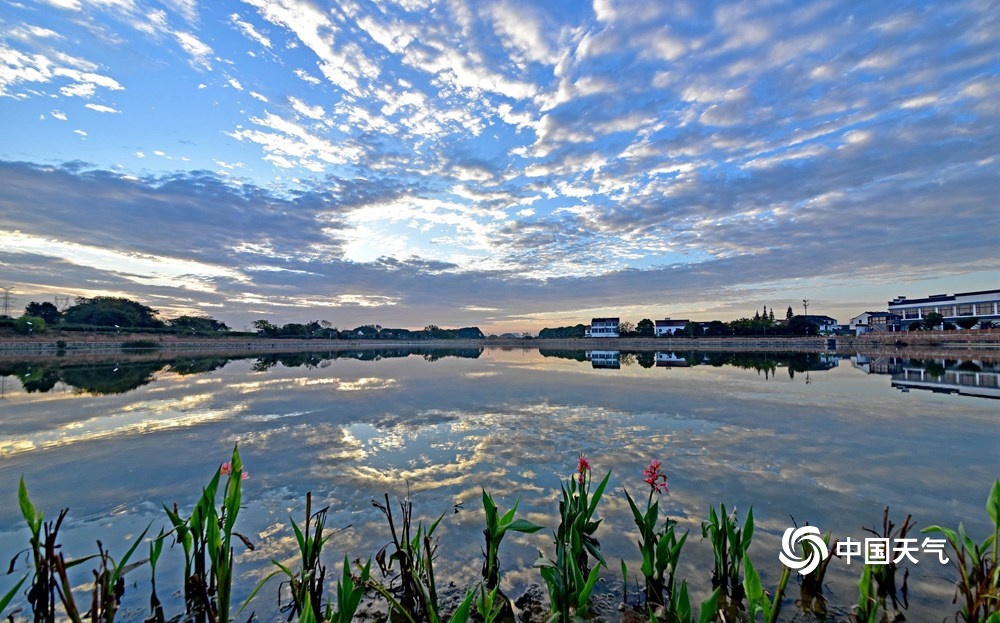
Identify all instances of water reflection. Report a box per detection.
[852,355,1000,399]
[0,347,484,395]
[0,348,997,623]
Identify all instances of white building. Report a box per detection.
[585,317,620,338]
[888,289,1000,328]
[654,318,688,336]
[849,312,901,335]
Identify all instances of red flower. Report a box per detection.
[577,454,591,484]
[642,459,668,494]
[220,461,249,480]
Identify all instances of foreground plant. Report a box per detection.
[163,444,251,623]
[370,492,474,623]
[742,553,789,623]
[700,503,753,618]
[862,506,914,616]
[922,479,1000,623]
[535,455,611,622]
[624,459,687,609]
[17,477,148,623]
[481,489,543,590]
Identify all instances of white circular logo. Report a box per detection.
[778,526,829,575]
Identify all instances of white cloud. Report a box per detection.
[294,68,321,85]
[0,230,249,293]
[85,103,120,113]
[51,110,68,120]
[289,96,325,120]
[230,13,272,49]
[173,31,213,69]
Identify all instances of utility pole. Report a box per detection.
[802,299,810,317]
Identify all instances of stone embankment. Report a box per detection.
[0,329,997,360]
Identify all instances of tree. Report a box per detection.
[636,318,655,336]
[63,296,163,328]
[619,321,635,336]
[787,315,818,336]
[16,315,45,334]
[786,306,794,320]
[704,320,727,336]
[922,312,944,331]
[955,317,979,330]
[169,315,230,333]
[25,301,61,324]
[252,319,278,336]
[683,321,703,337]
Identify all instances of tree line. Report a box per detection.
[4,296,484,340]
[541,306,822,338]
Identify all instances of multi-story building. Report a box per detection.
[849,312,901,335]
[585,317,620,338]
[654,318,688,336]
[888,289,1000,328]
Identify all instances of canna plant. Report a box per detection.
[163,444,251,623]
[862,506,914,615]
[742,553,790,623]
[796,527,834,616]
[700,502,753,603]
[851,564,880,623]
[535,455,612,622]
[481,489,543,590]
[623,460,687,609]
[922,479,1000,623]
[370,492,474,623]
[273,491,333,620]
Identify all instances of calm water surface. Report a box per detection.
[1,348,997,621]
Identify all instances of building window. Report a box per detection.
[956,304,974,316]
[904,310,920,319]
[936,305,955,316]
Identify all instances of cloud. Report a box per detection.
[1,0,998,332]
[84,103,120,113]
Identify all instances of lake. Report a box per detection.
[1,347,997,622]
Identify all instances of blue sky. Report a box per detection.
[1,0,998,333]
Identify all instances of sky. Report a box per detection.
[0,0,998,334]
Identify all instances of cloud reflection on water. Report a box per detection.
[0,349,997,621]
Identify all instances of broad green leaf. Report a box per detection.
[587,470,612,517]
[507,519,544,533]
[697,587,721,623]
[448,590,475,623]
[987,479,1000,527]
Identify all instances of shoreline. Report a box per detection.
[1,331,998,362]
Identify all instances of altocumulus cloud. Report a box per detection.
[0,0,997,331]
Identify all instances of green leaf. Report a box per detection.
[743,507,755,550]
[507,519,544,533]
[587,470,612,517]
[697,587,721,623]
[110,523,151,590]
[236,568,281,617]
[987,479,1000,527]
[448,590,475,623]
[18,477,38,532]
[742,553,770,621]
[0,575,27,615]
[675,580,692,623]
[577,564,602,612]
